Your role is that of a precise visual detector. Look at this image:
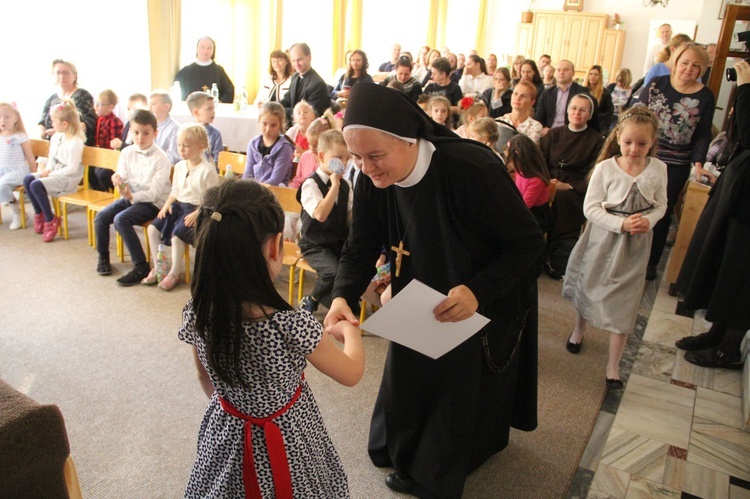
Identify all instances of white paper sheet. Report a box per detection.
[361,279,490,359]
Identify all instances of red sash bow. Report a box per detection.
[219,375,304,499]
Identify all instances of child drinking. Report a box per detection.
[506,133,552,231]
[145,124,219,291]
[0,102,37,229]
[562,107,667,388]
[288,113,335,189]
[22,99,84,242]
[243,101,294,186]
[287,100,315,159]
[179,179,363,497]
[428,96,451,128]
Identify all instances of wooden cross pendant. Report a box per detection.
[202,85,209,92]
[391,240,410,277]
[558,159,566,169]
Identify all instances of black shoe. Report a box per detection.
[675,332,722,351]
[684,347,743,370]
[385,473,416,494]
[97,256,112,276]
[545,261,563,281]
[117,263,150,286]
[606,378,624,389]
[566,334,583,354]
[645,265,657,281]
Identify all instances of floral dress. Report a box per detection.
[179,301,349,498]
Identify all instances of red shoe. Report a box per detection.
[33,213,45,234]
[42,216,61,242]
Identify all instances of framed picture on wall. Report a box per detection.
[563,0,584,12]
[720,0,750,20]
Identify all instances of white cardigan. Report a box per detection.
[584,156,668,233]
[44,133,84,193]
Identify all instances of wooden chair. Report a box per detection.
[262,184,313,305]
[55,146,119,240]
[217,151,247,177]
[1,140,50,229]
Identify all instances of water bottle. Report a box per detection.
[210,83,220,102]
[224,163,235,178]
[171,81,182,102]
[156,244,168,283]
[240,87,248,113]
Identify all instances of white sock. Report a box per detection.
[170,237,186,276]
[146,225,161,264]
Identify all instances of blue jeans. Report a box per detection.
[95,198,158,265]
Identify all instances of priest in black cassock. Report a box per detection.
[174,36,235,103]
[325,82,545,498]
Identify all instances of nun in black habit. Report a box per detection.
[324,83,545,498]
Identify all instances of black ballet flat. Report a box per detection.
[566,335,582,354]
[606,378,624,389]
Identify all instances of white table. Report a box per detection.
[172,102,259,153]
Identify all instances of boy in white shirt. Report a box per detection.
[297,130,353,313]
[149,90,181,164]
[94,109,172,285]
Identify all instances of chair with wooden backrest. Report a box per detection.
[262,184,314,305]
[55,146,119,240]
[217,151,247,177]
[2,140,50,229]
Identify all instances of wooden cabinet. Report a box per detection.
[524,10,621,82]
[599,29,626,81]
[515,23,533,58]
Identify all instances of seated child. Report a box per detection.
[149,90,180,164]
[506,133,552,232]
[288,112,335,189]
[94,109,172,285]
[145,124,219,291]
[416,93,431,113]
[0,102,37,230]
[454,99,488,138]
[287,100,315,160]
[467,117,501,156]
[243,101,294,186]
[111,93,148,150]
[90,89,124,191]
[297,129,352,313]
[428,95,451,128]
[22,99,84,242]
[186,91,222,166]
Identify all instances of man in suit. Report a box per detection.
[535,60,598,136]
[280,43,332,120]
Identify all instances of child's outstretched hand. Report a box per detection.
[184,210,199,227]
[324,320,360,344]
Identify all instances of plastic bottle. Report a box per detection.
[224,164,235,178]
[210,83,220,102]
[156,244,168,283]
[240,87,249,113]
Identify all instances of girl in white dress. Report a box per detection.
[562,106,668,388]
[0,102,37,229]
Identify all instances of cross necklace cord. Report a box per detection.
[391,185,421,277]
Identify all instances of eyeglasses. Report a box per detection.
[569,105,590,114]
[54,70,72,76]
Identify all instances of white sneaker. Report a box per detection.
[9,213,26,230]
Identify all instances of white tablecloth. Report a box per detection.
[172,103,259,153]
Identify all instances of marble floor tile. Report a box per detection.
[599,428,669,482]
[652,290,679,315]
[641,310,693,349]
[688,417,750,481]
[566,467,595,499]
[672,349,715,388]
[711,368,743,398]
[632,341,677,383]
[662,455,686,490]
[681,461,730,499]
[694,387,743,429]
[613,374,695,449]
[588,463,629,499]
[625,476,679,498]
[580,411,616,471]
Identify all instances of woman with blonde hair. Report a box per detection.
[583,65,614,132]
[606,68,633,120]
[643,33,692,86]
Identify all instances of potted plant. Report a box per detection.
[613,13,623,30]
[521,0,536,23]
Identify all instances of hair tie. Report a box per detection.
[57,103,65,111]
[460,96,475,110]
[10,102,18,111]
[210,212,222,222]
